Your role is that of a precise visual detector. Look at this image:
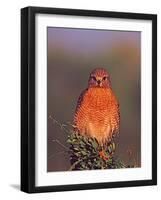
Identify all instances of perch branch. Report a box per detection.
[49,115,70,134]
[48,150,69,160]
[52,139,69,151]
[68,155,98,171]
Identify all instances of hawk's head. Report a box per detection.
[88,68,111,88]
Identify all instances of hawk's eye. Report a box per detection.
[102,76,107,81]
[91,76,97,81]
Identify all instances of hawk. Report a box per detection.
[74,68,120,145]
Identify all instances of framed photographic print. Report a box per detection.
[21,6,157,193]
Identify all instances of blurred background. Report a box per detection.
[47,27,141,172]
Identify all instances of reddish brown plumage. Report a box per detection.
[74,68,120,145]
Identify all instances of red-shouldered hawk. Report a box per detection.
[74,68,120,145]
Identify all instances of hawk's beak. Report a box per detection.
[97,80,101,85]
[96,77,102,86]
[97,80,102,87]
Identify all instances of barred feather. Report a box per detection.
[74,87,120,145]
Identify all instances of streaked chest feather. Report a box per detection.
[79,88,115,116]
[74,87,119,144]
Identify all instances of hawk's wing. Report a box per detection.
[117,102,120,133]
[74,88,88,116]
[113,100,120,137]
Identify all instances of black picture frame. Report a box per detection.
[21,6,157,193]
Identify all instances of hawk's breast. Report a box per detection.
[74,87,120,144]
